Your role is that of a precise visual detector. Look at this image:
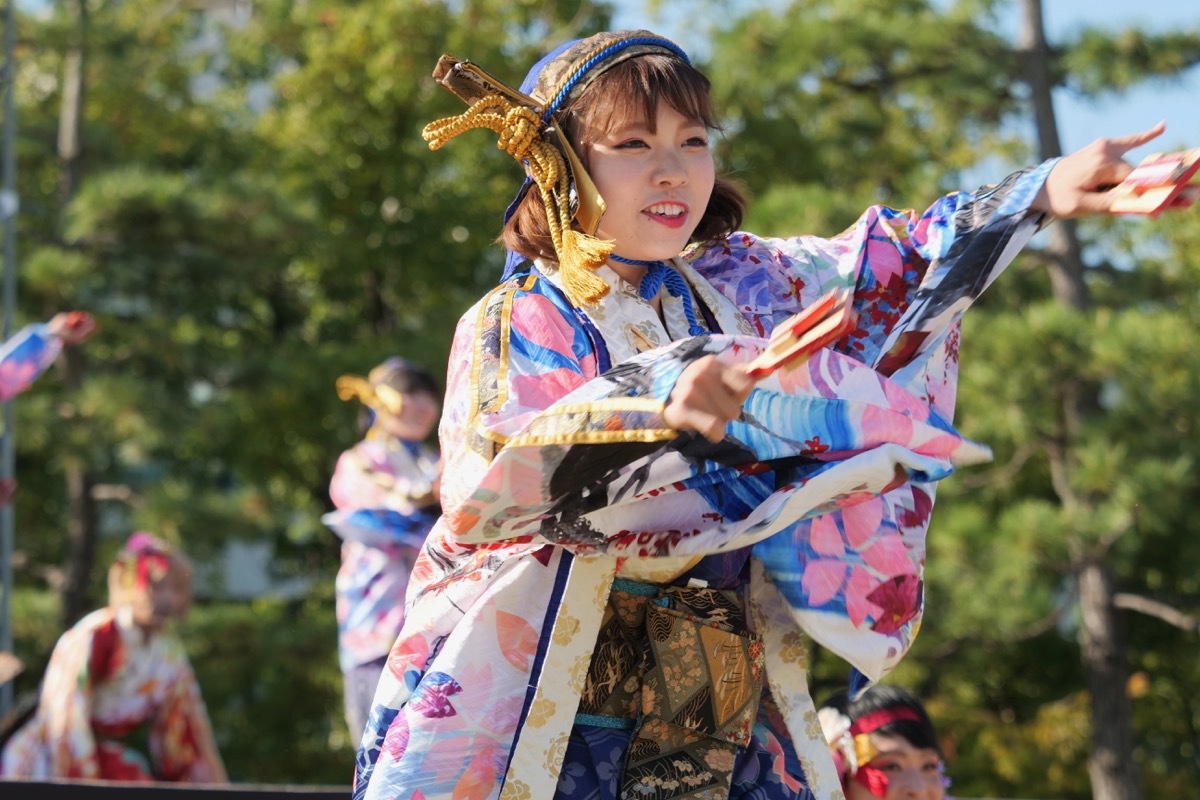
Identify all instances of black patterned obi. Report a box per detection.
[576,577,765,799]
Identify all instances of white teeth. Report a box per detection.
[647,203,685,217]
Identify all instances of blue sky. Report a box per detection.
[611,0,1200,163]
[1035,0,1199,157]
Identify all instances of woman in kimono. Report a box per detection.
[353,29,1164,800]
[0,311,96,505]
[819,685,948,800]
[1,533,227,783]
[323,357,442,740]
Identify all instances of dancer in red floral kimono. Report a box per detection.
[1,533,226,783]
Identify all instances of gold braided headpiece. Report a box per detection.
[422,96,613,305]
[336,374,405,439]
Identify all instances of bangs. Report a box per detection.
[881,719,942,756]
[563,54,719,145]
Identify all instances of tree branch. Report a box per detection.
[921,605,1069,660]
[1113,593,1198,632]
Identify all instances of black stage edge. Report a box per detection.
[0,779,348,798]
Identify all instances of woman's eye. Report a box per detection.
[616,139,648,149]
[685,136,709,147]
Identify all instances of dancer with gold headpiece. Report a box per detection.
[324,358,442,741]
[0,533,226,782]
[353,28,1167,800]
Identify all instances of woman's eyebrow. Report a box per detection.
[608,120,653,134]
[870,746,915,758]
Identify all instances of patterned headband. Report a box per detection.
[849,706,924,766]
[851,706,924,737]
[531,32,690,120]
[422,30,691,307]
[821,704,927,774]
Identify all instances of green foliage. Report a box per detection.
[706,0,1025,235]
[1065,29,1200,94]
[932,271,1200,795]
[185,593,352,783]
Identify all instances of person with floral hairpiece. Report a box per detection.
[352,28,1167,800]
[819,685,950,800]
[0,533,226,783]
[0,311,97,505]
[323,357,442,741]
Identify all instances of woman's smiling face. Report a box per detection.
[584,102,716,264]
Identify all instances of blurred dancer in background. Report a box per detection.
[1,533,226,782]
[820,685,949,800]
[323,357,441,740]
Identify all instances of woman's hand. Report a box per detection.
[47,311,98,345]
[1033,122,1167,218]
[662,355,756,443]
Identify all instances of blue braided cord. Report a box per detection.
[574,712,637,730]
[635,261,669,300]
[631,260,706,337]
[542,36,691,121]
[609,253,657,268]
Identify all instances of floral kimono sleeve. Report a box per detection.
[2,612,110,779]
[688,163,1055,680]
[0,323,63,402]
[324,442,441,548]
[435,266,989,561]
[150,645,228,783]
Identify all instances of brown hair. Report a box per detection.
[369,357,439,399]
[501,53,746,264]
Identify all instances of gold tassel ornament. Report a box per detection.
[422,95,612,306]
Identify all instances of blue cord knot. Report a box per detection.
[611,254,706,337]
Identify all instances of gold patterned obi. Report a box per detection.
[576,577,765,800]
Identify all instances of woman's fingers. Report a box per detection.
[1037,122,1170,218]
[1107,121,1166,156]
[664,356,755,443]
[1087,122,1166,188]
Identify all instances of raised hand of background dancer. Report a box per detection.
[48,311,98,346]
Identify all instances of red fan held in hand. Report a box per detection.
[1108,148,1200,215]
[745,287,858,379]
